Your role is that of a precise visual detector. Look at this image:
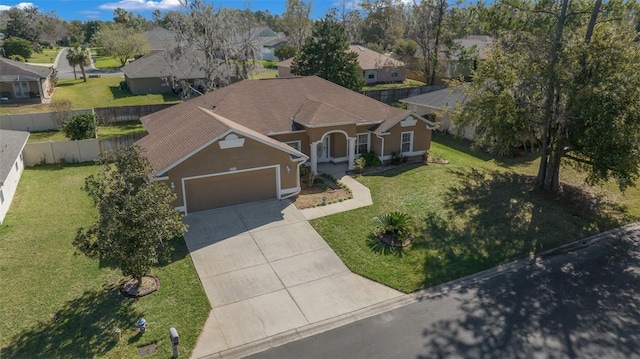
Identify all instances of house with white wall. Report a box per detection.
[0,129,29,224]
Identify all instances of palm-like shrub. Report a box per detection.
[374,211,412,243]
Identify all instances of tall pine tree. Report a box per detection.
[291,15,364,92]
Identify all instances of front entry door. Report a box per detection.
[317,136,330,163]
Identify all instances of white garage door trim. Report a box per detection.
[181,164,281,215]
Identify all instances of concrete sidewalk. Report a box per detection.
[185,200,401,359]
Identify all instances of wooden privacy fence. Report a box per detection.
[0,104,176,131]
[94,104,175,125]
[363,85,448,103]
[99,132,148,152]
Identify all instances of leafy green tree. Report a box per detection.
[60,112,97,140]
[66,46,91,82]
[456,0,640,193]
[274,43,298,60]
[3,37,33,59]
[73,146,187,288]
[4,7,38,43]
[92,25,149,67]
[359,0,405,50]
[291,15,365,92]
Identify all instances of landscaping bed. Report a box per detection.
[293,175,352,209]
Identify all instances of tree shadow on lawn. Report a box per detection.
[27,162,97,172]
[418,167,630,287]
[1,283,141,358]
[108,86,181,102]
[417,228,640,358]
[431,132,539,167]
[97,235,189,270]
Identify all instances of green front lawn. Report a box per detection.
[26,48,61,64]
[93,55,122,70]
[313,133,640,293]
[55,78,182,109]
[362,79,427,91]
[0,164,210,358]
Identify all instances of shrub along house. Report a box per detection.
[136,76,435,213]
[0,57,54,104]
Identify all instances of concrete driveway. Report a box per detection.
[184,199,403,358]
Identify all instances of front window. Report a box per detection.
[391,69,398,78]
[356,133,369,155]
[285,140,301,152]
[401,131,413,153]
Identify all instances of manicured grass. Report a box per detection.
[93,55,122,70]
[312,133,640,293]
[27,121,147,143]
[55,77,182,109]
[26,48,61,64]
[362,79,427,91]
[260,60,278,69]
[0,164,210,358]
[250,69,278,79]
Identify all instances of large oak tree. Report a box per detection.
[456,0,640,193]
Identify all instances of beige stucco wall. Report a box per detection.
[375,67,407,83]
[305,124,357,143]
[270,132,309,155]
[278,66,293,78]
[383,119,432,156]
[165,134,301,208]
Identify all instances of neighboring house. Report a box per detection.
[141,27,177,54]
[0,129,29,224]
[439,35,494,81]
[277,45,406,84]
[136,76,435,214]
[121,50,206,95]
[0,57,54,104]
[250,27,288,61]
[400,86,475,139]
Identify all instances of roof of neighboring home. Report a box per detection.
[136,106,307,174]
[0,129,29,183]
[348,45,404,70]
[400,86,467,112]
[141,27,177,51]
[138,76,433,172]
[0,57,52,81]
[276,46,404,71]
[121,50,205,79]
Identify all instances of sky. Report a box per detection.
[0,0,362,22]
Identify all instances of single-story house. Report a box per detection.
[440,35,494,81]
[277,45,406,84]
[0,129,29,224]
[250,27,288,61]
[0,57,54,104]
[141,27,177,54]
[400,86,474,139]
[136,75,435,214]
[121,50,206,95]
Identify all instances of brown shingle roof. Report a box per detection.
[348,45,404,70]
[138,76,423,172]
[121,50,206,79]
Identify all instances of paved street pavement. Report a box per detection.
[248,223,640,359]
[55,48,123,79]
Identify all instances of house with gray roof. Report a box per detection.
[400,86,475,139]
[0,129,29,224]
[0,57,54,105]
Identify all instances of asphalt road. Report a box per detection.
[248,224,640,359]
[56,48,123,79]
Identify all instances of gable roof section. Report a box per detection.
[349,45,405,70]
[137,106,307,175]
[122,49,206,79]
[0,57,51,80]
[0,130,29,184]
[141,27,177,52]
[400,87,467,112]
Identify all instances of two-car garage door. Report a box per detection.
[184,167,278,213]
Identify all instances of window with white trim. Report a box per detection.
[285,140,301,152]
[356,133,369,155]
[401,131,413,153]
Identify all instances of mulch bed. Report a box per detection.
[293,176,352,209]
[120,276,160,298]
[375,229,412,248]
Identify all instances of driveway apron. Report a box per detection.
[184,199,402,358]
